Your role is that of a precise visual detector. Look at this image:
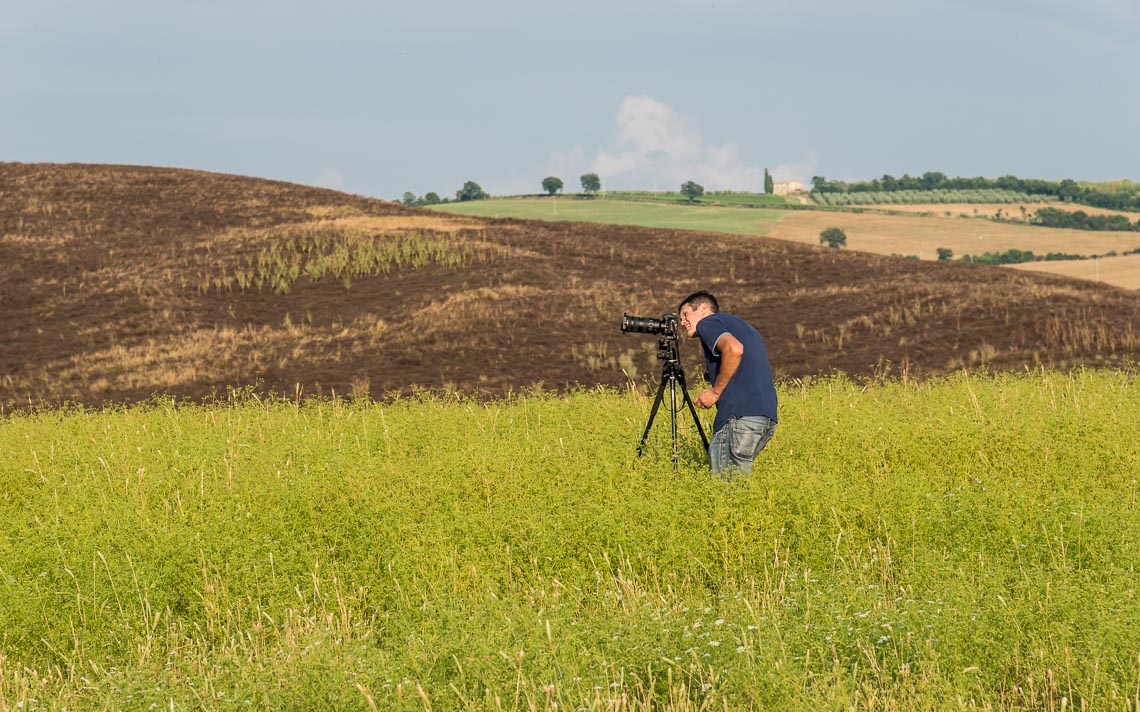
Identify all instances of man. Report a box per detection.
[677,291,777,476]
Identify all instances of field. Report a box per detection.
[1007,253,1140,289]
[2,370,1138,709]
[4,163,1140,412]
[4,164,1140,709]
[432,197,785,236]
[438,197,1140,290]
[765,211,1140,259]
[812,190,1048,207]
[855,202,1140,220]
[766,211,1140,284]
[601,191,789,207]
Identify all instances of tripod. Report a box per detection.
[637,334,709,465]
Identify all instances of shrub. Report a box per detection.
[819,227,847,248]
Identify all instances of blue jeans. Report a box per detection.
[709,415,775,477]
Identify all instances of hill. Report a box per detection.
[3,163,1138,409]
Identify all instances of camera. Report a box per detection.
[621,313,679,338]
[620,310,709,460]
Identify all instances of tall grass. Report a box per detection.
[1,370,1138,709]
[199,228,479,295]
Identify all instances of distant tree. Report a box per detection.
[680,180,704,202]
[936,247,953,261]
[542,176,564,196]
[764,168,774,195]
[401,191,419,206]
[921,172,948,190]
[1058,179,1079,202]
[456,181,488,202]
[580,172,601,195]
[423,192,441,205]
[819,227,847,248]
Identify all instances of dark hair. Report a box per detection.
[678,290,719,314]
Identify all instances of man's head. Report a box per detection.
[677,290,719,338]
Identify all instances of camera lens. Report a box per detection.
[621,314,665,334]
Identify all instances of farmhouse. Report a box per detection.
[773,179,804,195]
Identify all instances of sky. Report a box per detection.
[3,0,1138,200]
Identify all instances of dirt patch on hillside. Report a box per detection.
[3,163,1139,410]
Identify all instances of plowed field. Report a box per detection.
[3,163,1138,409]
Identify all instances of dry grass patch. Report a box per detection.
[410,285,549,334]
[1007,253,1140,290]
[302,213,485,232]
[8,324,356,404]
[857,202,1140,218]
[769,210,1140,258]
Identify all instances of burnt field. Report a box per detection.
[2,162,1138,410]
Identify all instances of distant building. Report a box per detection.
[773,179,804,195]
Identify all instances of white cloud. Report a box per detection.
[550,95,817,193]
[594,95,750,190]
[611,95,702,164]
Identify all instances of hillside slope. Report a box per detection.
[3,163,1138,409]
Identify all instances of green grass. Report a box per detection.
[2,371,1139,709]
[431,198,787,237]
[602,190,790,208]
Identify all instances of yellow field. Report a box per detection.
[768,211,1140,257]
[1006,253,1140,290]
[856,202,1140,219]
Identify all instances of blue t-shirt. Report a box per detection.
[695,312,778,432]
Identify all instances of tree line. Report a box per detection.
[401,180,488,206]
[1031,207,1140,232]
[932,245,1140,265]
[811,173,1140,212]
[402,167,789,207]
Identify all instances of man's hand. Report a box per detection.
[694,388,720,409]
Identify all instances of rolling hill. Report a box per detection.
[2,162,1138,410]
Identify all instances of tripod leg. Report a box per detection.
[669,375,680,464]
[637,373,670,456]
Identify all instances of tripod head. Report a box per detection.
[655,331,684,372]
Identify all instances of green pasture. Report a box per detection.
[431,198,787,236]
[602,191,790,208]
[2,371,1139,709]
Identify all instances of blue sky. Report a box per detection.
[3,0,1137,199]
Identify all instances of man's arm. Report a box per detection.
[695,333,743,408]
